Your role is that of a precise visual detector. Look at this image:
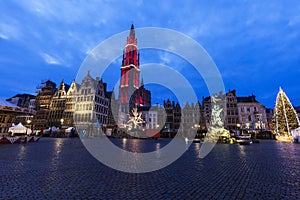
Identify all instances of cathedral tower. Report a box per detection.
[119,24,140,113]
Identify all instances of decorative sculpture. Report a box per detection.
[204,94,227,142]
[127,108,144,129]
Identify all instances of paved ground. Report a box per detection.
[0,138,299,199]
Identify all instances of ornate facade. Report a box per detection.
[73,72,109,136]
[162,99,181,137]
[48,80,69,128]
[182,102,201,128]
[63,81,78,128]
[33,80,56,130]
[202,90,238,131]
[225,90,239,130]
[237,94,267,132]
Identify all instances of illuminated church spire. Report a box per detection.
[119,24,140,112]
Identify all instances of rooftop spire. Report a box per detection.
[129,23,135,38]
[140,77,144,87]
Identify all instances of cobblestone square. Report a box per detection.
[0,138,299,199]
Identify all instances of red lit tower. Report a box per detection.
[119,24,140,113]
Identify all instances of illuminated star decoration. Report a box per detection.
[127,108,144,129]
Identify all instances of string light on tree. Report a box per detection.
[272,87,300,142]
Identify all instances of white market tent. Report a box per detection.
[292,127,300,138]
[44,126,59,133]
[9,122,32,135]
[65,127,75,133]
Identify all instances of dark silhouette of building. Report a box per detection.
[162,99,181,137]
[106,89,118,135]
[266,108,274,131]
[6,94,35,108]
[226,90,239,130]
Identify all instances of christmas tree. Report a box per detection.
[272,87,300,139]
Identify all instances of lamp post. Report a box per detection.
[156,124,160,129]
[236,123,241,136]
[194,124,200,138]
[60,118,64,137]
[60,118,64,129]
[194,124,200,129]
[26,119,32,135]
[255,113,262,139]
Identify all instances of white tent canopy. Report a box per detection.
[65,127,75,133]
[44,126,59,132]
[9,122,32,135]
[292,127,300,137]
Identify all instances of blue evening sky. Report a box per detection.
[0,0,299,108]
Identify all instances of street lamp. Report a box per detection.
[194,124,200,129]
[255,113,262,139]
[60,118,64,128]
[26,119,32,135]
[236,123,241,136]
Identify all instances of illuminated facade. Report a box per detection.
[119,24,140,113]
[237,94,267,131]
[33,80,56,130]
[202,90,238,131]
[119,24,151,114]
[48,80,69,128]
[63,81,78,128]
[74,72,109,136]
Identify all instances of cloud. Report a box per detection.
[0,33,8,40]
[159,52,171,65]
[40,53,61,65]
[0,0,299,108]
[288,15,300,26]
[0,23,21,40]
[14,0,119,25]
